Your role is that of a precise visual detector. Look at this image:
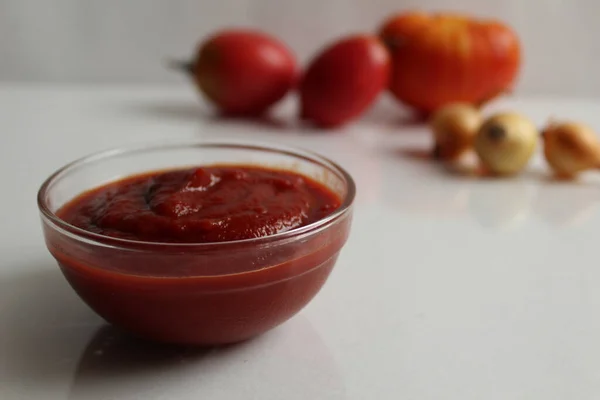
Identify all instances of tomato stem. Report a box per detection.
[381,37,405,51]
[166,59,195,75]
[432,144,442,160]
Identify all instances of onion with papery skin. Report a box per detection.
[430,103,482,160]
[474,112,538,176]
[542,122,600,178]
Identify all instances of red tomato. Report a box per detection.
[190,29,297,116]
[299,35,391,128]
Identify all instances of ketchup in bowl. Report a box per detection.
[59,166,341,243]
[38,143,354,345]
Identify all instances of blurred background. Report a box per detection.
[0,0,595,96]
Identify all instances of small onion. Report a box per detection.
[542,121,600,178]
[430,103,482,161]
[474,112,538,175]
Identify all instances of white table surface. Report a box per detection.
[3,84,600,399]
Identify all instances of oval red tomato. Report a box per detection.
[299,35,390,128]
[188,29,297,116]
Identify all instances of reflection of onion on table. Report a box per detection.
[534,184,600,227]
[467,181,537,230]
[382,172,470,218]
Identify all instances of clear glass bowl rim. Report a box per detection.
[37,140,356,250]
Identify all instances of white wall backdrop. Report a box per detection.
[0,0,596,95]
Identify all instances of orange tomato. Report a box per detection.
[379,12,521,114]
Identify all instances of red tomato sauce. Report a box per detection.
[58,165,340,243]
[48,165,348,344]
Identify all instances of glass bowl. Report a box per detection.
[37,141,355,345]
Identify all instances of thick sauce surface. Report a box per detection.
[58,165,341,243]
